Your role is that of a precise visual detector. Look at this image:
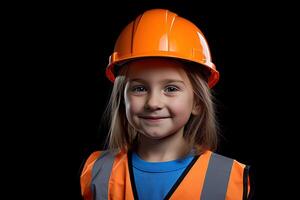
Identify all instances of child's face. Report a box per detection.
[124,58,200,140]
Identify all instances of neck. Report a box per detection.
[136,128,190,162]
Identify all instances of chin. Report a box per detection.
[141,132,172,140]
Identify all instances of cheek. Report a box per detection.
[124,96,145,116]
[170,95,194,118]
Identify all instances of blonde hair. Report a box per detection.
[103,61,218,155]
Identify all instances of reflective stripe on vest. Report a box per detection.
[91,150,115,200]
[201,153,233,200]
[90,151,235,200]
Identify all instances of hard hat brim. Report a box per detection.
[106,54,219,88]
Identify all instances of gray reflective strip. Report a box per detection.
[91,150,116,200]
[200,153,233,200]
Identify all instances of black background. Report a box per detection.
[9,0,297,199]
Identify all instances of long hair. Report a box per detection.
[183,64,219,154]
[103,61,218,155]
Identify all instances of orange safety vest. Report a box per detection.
[80,149,251,200]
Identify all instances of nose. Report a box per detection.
[145,91,163,110]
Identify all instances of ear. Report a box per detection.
[192,100,201,115]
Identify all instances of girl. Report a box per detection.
[81,9,252,200]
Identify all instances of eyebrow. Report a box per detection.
[130,78,185,85]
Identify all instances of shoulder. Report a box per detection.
[209,152,251,200]
[209,152,248,172]
[80,149,127,199]
[80,151,102,199]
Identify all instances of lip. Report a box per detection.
[139,116,169,123]
[139,116,170,120]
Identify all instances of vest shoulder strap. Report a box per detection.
[80,150,117,200]
[80,151,102,200]
[91,150,116,200]
[201,152,234,200]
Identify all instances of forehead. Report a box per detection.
[126,58,189,82]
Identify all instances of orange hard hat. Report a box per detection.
[106,9,219,88]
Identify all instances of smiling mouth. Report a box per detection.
[139,116,170,120]
[139,116,170,122]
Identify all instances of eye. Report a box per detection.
[164,85,180,93]
[131,86,147,93]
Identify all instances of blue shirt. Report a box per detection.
[131,152,194,200]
